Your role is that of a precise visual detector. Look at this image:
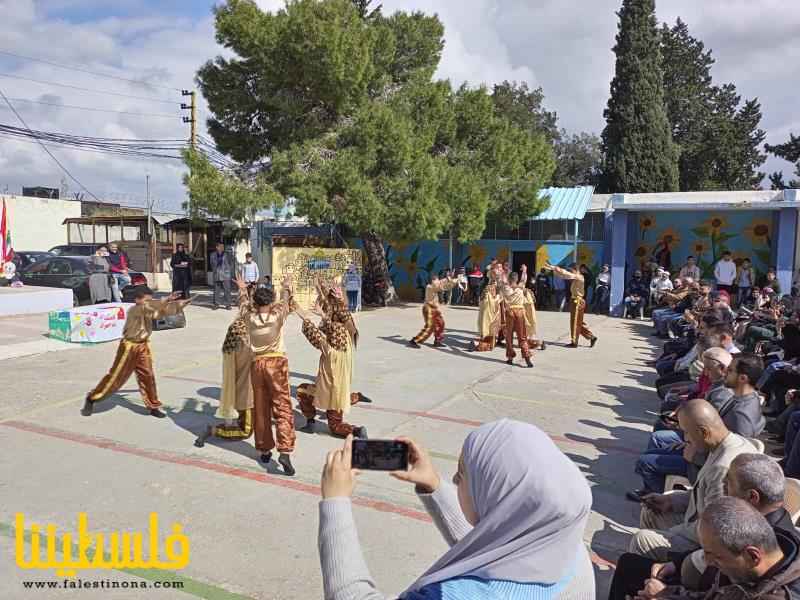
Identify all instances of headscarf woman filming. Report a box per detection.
[317,419,595,600]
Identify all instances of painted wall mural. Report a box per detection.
[271,247,362,309]
[632,210,773,279]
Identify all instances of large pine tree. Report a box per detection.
[600,0,679,193]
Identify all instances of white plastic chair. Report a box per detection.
[746,437,766,453]
[664,475,692,492]
[784,478,800,524]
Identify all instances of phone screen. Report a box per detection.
[351,440,409,471]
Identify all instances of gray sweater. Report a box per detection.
[317,482,596,600]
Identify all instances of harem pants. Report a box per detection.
[87,339,162,409]
[251,355,295,453]
[412,304,444,344]
[504,307,531,360]
[297,383,362,437]
[569,297,595,345]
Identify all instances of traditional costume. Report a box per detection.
[548,264,597,348]
[240,282,297,474]
[522,288,546,351]
[194,310,255,447]
[469,283,502,352]
[82,296,183,417]
[497,274,533,367]
[409,277,458,347]
[298,285,369,438]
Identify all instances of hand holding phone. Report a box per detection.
[387,437,440,493]
[351,440,409,471]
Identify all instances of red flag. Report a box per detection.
[0,199,7,262]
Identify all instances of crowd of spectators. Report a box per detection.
[613,257,800,600]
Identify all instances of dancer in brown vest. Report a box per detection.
[544,262,598,348]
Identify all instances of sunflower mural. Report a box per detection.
[633,243,651,270]
[465,243,488,268]
[639,214,656,240]
[496,247,510,265]
[744,219,772,275]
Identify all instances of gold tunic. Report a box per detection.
[122,299,169,342]
[477,287,502,338]
[246,303,291,355]
[423,279,457,307]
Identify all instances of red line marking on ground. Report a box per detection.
[162,374,641,456]
[0,419,617,569]
[0,420,430,523]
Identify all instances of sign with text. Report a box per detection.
[271,247,362,310]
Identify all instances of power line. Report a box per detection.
[0,48,182,92]
[0,87,102,202]
[0,72,178,105]
[1,97,180,119]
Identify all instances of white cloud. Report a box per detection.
[0,0,797,211]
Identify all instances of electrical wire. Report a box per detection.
[1,97,180,119]
[0,72,178,105]
[0,86,102,202]
[0,48,182,92]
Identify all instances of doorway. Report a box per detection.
[512,251,536,285]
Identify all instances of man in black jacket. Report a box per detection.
[625,270,649,318]
[610,453,795,600]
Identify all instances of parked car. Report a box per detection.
[19,256,147,306]
[49,244,103,256]
[14,251,53,270]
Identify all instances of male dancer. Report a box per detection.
[409,272,459,348]
[82,287,190,417]
[297,281,369,439]
[544,262,598,348]
[233,274,297,476]
[194,291,254,448]
[496,265,533,367]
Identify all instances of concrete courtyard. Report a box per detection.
[0,299,658,599]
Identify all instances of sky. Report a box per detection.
[0,0,797,213]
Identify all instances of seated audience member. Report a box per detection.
[779,389,800,478]
[625,270,649,318]
[718,354,765,438]
[653,281,698,339]
[629,349,734,499]
[651,270,675,305]
[610,454,792,600]
[655,323,728,397]
[629,400,755,560]
[742,300,784,352]
[316,420,595,600]
[760,267,782,296]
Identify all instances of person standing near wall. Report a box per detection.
[107,242,130,302]
[240,252,260,294]
[170,243,192,299]
[715,251,736,294]
[211,242,233,310]
[343,264,361,312]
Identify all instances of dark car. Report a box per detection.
[49,244,103,256]
[20,256,147,306]
[14,251,53,270]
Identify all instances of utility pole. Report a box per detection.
[181,89,197,220]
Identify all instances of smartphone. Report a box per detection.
[351,440,409,471]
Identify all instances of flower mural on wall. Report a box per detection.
[691,240,708,258]
[744,220,771,246]
[577,245,595,267]
[703,215,729,235]
[639,215,656,240]
[466,243,488,267]
[633,243,651,269]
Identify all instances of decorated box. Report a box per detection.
[48,303,132,344]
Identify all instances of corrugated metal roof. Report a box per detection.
[533,186,595,221]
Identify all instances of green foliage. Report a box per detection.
[661,18,766,191]
[491,81,559,144]
[766,133,800,189]
[189,0,554,243]
[552,130,602,187]
[181,148,282,221]
[600,0,679,193]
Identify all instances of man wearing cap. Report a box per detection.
[651,269,674,305]
[543,261,597,348]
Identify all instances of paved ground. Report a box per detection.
[0,298,658,599]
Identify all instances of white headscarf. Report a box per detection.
[405,419,592,592]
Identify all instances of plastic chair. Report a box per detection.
[745,437,766,453]
[664,475,692,492]
[784,478,800,524]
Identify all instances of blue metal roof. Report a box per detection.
[533,186,595,221]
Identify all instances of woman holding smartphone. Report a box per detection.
[316,419,594,600]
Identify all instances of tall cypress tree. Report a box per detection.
[600,0,679,193]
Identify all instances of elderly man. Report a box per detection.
[629,399,755,560]
[211,242,233,310]
[611,460,797,600]
[628,348,735,500]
